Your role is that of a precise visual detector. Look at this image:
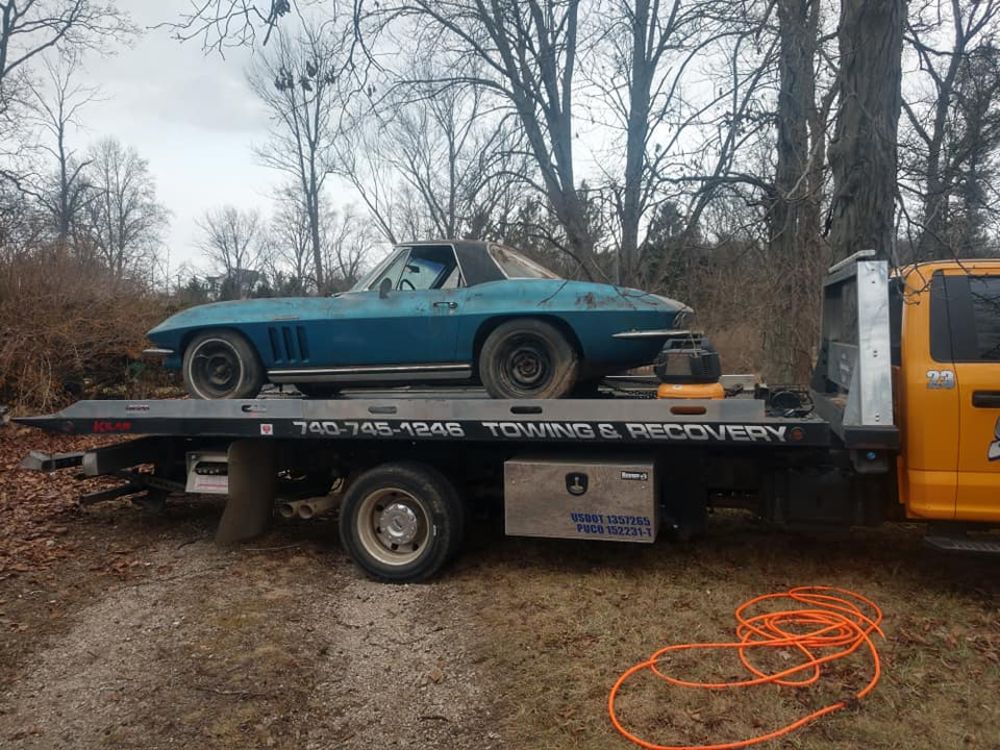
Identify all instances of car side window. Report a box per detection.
[395,246,460,291]
[440,265,462,289]
[398,255,448,291]
[367,250,409,291]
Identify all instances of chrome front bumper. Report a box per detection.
[612,328,692,339]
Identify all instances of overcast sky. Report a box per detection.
[80,1,287,275]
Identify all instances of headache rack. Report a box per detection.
[810,251,899,453]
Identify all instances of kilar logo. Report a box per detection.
[92,420,132,433]
[566,472,588,496]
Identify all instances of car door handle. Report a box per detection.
[433,301,458,309]
[972,391,1000,408]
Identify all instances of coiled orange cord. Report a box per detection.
[608,586,884,750]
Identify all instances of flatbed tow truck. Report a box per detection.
[15,253,1000,581]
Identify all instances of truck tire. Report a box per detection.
[339,462,465,582]
[183,330,264,400]
[479,319,578,399]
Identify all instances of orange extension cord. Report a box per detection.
[608,586,884,750]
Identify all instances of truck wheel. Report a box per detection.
[479,319,578,399]
[339,462,465,582]
[183,330,264,400]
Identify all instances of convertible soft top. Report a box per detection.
[403,240,542,287]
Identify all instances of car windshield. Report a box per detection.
[488,244,560,279]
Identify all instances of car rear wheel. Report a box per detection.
[182,330,264,400]
[479,319,578,399]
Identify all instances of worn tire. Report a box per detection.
[182,330,264,400]
[339,462,465,583]
[479,319,578,399]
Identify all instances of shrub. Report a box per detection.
[0,250,174,412]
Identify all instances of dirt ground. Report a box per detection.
[1,426,998,750]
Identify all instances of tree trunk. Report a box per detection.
[763,0,822,384]
[619,0,653,286]
[827,0,905,263]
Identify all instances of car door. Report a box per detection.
[945,272,1000,522]
[341,245,463,367]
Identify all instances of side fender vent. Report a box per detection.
[267,325,310,363]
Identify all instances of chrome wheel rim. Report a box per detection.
[356,487,431,566]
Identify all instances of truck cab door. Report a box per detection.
[900,272,961,519]
[945,273,1000,522]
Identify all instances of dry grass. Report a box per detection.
[0,251,173,411]
[447,516,1000,750]
[1,424,997,749]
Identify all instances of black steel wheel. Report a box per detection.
[339,462,465,583]
[182,330,264,400]
[479,319,578,399]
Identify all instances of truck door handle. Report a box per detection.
[972,391,1000,408]
[433,301,458,309]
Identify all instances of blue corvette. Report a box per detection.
[146,241,690,399]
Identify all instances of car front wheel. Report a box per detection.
[479,319,579,399]
[182,330,264,399]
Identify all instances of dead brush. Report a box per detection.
[0,251,172,412]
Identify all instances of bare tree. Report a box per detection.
[827,0,906,262]
[249,20,342,292]
[170,0,292,52]
[361,0,600,277]
[591,0,717,283]
[322,204,375,290]
[26,54,98,247]
[761,0,829,382]
[650,2,780,263]
[0,0,131,104]
[84,137,169,279]
[0,0,131,191]
[902,0,1000,260]
[198,205,268,299]
[338,59,529,244]
[270,186,315,292]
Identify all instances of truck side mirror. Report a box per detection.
[378,277,392,299]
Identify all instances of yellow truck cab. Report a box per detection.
[809,253,1000,547]
[894,260,1000,524]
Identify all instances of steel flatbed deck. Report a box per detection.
[17,392,830,448]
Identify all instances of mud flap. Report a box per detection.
[215,439,276,545]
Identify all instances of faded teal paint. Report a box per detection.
[147,278,687,379]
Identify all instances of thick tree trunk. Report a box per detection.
[763,0,822,384]
[827,0,906,263]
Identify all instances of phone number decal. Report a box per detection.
[292,420,465,438]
